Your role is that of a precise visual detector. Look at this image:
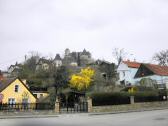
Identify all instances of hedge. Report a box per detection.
[90,91,167,106]
[90,92,130,106]
[133,91,159,102]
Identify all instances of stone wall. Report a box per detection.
[93,101,168,113]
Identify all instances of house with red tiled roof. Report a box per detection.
[117,60,141,85]
[134,64,168,88]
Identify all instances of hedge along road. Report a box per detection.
[0,109,168,126]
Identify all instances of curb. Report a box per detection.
[0,114,59,119]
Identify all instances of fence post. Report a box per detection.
[55,97,60,113]
[130,96,135,104]
[87,97,92,113]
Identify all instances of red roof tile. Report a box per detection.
[144,64,168,76]
[123,61,141,68]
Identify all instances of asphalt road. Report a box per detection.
[0,109,168,126]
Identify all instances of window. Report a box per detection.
[8,98,15,104]
[102,73,107,80]
[22,98,28,104]
[15,85,19,92]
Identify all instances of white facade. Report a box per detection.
[117,62,139,85]
[70,62,78,66]
[54,60,62,67]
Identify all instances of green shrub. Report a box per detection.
[90,90,166,106]
[133,91,159,102]
[121,86,157,92]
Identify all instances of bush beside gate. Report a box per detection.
[90,91,167,106]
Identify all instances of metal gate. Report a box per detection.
[60,102,88,113]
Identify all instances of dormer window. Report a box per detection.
[15,85,19,92]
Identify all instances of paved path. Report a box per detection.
[0,109,168,126]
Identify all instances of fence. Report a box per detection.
[0,103,55,111]
[156,79,168,89]
[60,102,88,113]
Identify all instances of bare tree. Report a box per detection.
[112,48,127,66]
[153,49,168,66]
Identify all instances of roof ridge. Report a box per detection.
[143,63,168,76]
[123,60,141,63]
[144,63,168,67]
[123,61,141,68]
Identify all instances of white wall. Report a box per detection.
[117,62,138,85]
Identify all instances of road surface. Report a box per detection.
[0,109,168,126]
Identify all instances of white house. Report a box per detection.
[117,60,141,85]
[134,63,168,89]
[36,58,50,70]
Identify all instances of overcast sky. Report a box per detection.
[0,0,168,70]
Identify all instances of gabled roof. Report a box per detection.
[144,64,168,76]
[0,78,36,99]
[123,60,141,68]
[9,62,22,69]
[36,58,51,65]
[8,65,16,69]
[54,54,62,60]
[96,59,111,65]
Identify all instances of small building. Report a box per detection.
[134,64,168,88]
[30,87,49,99]
[36,58,51,70]
[0,78,36,104]
[8,62,22,77]
[8,65,16,73]
[95,60,115,80]
[117,60,141,85]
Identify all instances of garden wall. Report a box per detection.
[92,101,168,113]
